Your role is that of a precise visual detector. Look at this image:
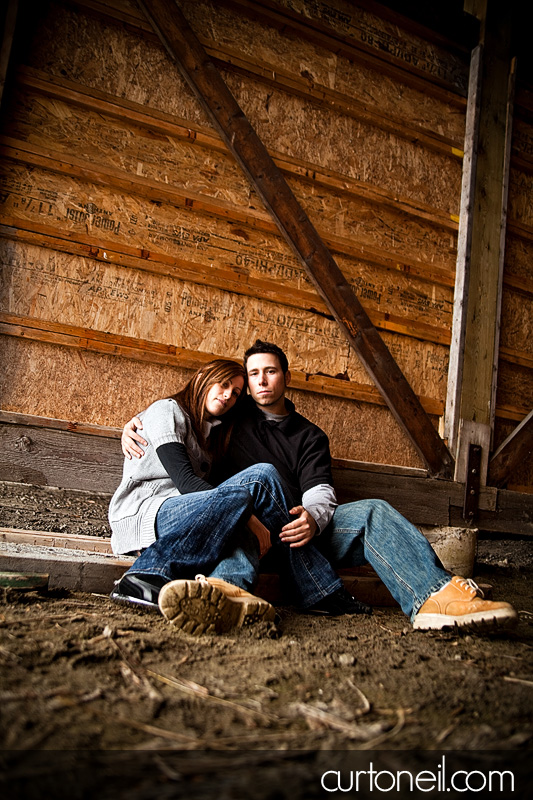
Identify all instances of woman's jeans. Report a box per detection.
[126,463,342,607]
[211,498,451,620]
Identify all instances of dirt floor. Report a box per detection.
[0,481,532,797]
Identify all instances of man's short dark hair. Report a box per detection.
[243,340,289,373]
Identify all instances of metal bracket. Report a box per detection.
[463,444,482,521]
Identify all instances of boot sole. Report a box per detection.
[413,607,518,631]
[159,579,276,635]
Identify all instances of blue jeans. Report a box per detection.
[126,463,341,607]
[317,500,451,620]
[212,498,451,620]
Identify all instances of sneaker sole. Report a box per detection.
[413,607,518,631]
[159,579,276,635]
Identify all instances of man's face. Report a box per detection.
[246,353,290,414]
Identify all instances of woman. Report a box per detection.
[109,358,295,633]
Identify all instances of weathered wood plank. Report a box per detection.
[0,410,121,438]
[138,0,454,478]
[444,45,482,457]
[2,420,532,536]
[448,4,515,484]
[0,570,49,590]
[0,421,124,492]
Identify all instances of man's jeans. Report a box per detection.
[126,463,341,607]
[212,497,451,620]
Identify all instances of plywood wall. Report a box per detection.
[0,0,531,482]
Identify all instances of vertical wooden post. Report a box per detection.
[444,44,482,457]
[445,0,515,485]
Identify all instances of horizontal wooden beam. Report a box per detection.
[0,311,445,413]
[0,137,458,289]
[2,420,533,536]
[15,66,461,233]
[0,217,455,348]
[0,409,121,438]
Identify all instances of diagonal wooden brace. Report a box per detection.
[139,0,455,478]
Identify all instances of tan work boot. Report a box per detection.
[158,574,276,635]
[412,576,518,631]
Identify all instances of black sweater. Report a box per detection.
[211,396,333,505]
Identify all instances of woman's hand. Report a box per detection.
[121,416,147,459]
[279,506,317,547]
[246,514,272,558]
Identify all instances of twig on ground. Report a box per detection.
[358,708,406,750]
[377,624,403,636]
[290,702,388,740]
[435,723,457,744]
[106,629,276,725]
[503,676,533,687]
[345,680,371,716]
[146,669,277,724]
[47,688,103,710]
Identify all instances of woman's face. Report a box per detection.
[204,375,245,418]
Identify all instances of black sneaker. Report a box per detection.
[110,573,167,611]
[305,586,372,616]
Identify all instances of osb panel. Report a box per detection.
[503,234,533,283]
[222,70,462,214]
[493,418,533,492]
[5,91,458,271]
[511,114,533,165]
[508,167,533,228]
[5,96,456,272]
[0,334,423,467]
[22,3,462,212]
[500,287,533,355]
[25,5,210,125]
[274,0,469,92]
[0,239,450,400]
[0,162,455,331]
[0,336,192,427]
[496,361,533,413]
[288,389,424,468]
[180,0,466,142]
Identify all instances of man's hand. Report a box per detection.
[122,416,147,459]
[246,514,272,558]
[280,506,317,547]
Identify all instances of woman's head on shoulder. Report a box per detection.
[171,358,246,432]
[199,359,246,420]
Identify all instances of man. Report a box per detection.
[123,340,517,634]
